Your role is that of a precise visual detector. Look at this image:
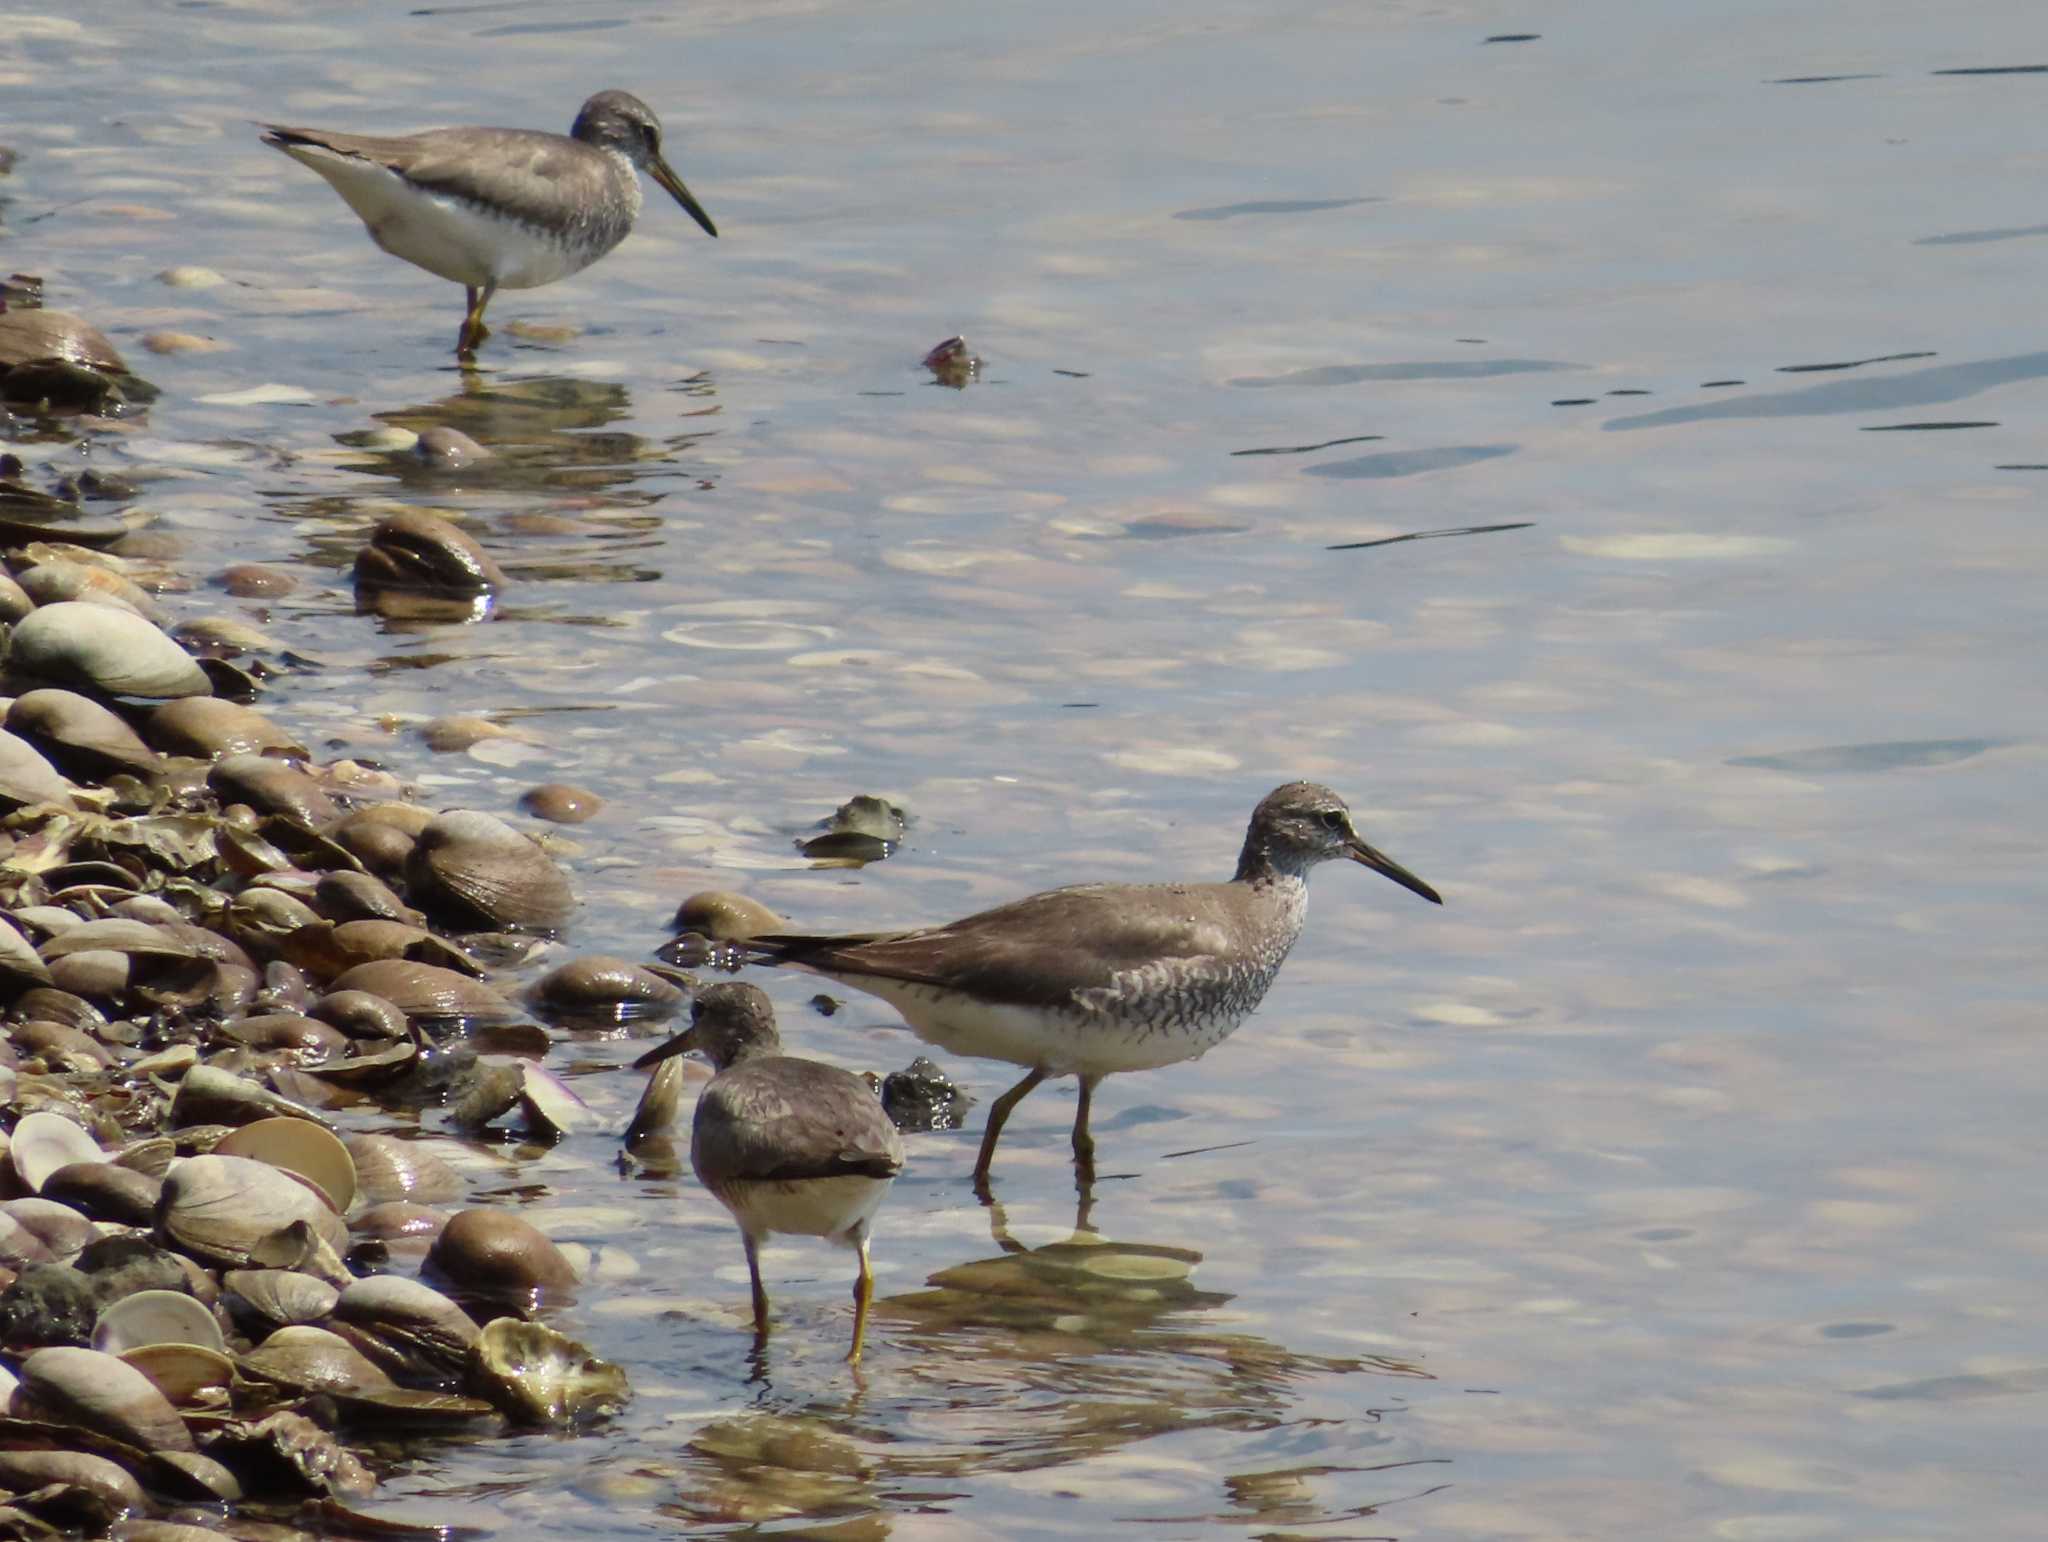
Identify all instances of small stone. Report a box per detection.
[217,563,297,599]
[141,330,231,355]
[518,783,603,824]
[157,266,226,289]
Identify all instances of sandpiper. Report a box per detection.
[261,90,717,360]
[736,782,1442,1189]
[634,982,905,1364]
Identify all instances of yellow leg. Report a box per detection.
[974,1067,1048,1192]
[743,1233,770,1344]
[1072,1073,1103,1181]
[848,1232,875,1365]
[457,283,496,358]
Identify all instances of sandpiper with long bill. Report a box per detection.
[727,783,1442,1190]
[262,90,717,360]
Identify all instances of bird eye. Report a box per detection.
[1318,810,1345,831]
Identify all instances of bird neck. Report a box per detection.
[1233,839,1317,888]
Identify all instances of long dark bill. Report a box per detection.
[650,158,718,238]
[632,1024,701,1070]
[1347,837,1443,905]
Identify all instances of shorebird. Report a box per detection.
[633,983,904,1364]
[733,782,1442,1188]
[262,90,717,359]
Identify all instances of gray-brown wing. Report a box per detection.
[691,1057,904,1186]
[747,882,1244,1011]
[265,125,607,227]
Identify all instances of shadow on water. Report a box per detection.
[637,1192,1435,1533]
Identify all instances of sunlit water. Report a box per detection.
[6,0,2046,1535]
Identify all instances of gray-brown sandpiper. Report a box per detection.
[262,90,717,359]
[634,982,904,1364]
[734,782,1441,1189]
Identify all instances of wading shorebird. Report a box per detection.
[262,90,717,359]
[634,983,904,1364]
[730,782,1442,1190]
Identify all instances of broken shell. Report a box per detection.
[10,1111,106,1192]
[1,1198,98,1262]
[16,1345,197,1452]
[91,1288,226,1355]
[168,1065,333,1130]
[404,810,573,934]
[7,602,211,699]
[155,1153,348,1267]
[213,1117,357,1214]
[469,1317,628,1426]
[0,915,55,987]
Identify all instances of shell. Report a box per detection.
[623,1055,691,1145]
[208,754,340,828]
[143,697,306,760]
[325,959,518,1025]
[530,955,683,1023]
[221,1268,340,1332]
[10,1111,106,1192]
[239,1324,394,1396]
[213,1117,357,1214]
[91,1288,227,1355]
[16,1345,197,1453]
[16,560,164,625]
[0,309,125,372]
[351,510,506,594]
[341,1132,463,1206]
[41,1161,162,1227]
[424,1208,578,1306]
[7,602,211,699]
[155,1153,348,1267]
[168,1064,334,1130]
[5,688,160,778]
[118,1342,235,1407]
[0,730,79,812]
[672,889,784,942]
[0,1449,144,1515]
[404,810,574,934]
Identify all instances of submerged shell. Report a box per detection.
[404,810,573,934]
[469,1317,628,1426]
[8,602,211,699]
[531,955,683,1021]
[352,510,507,594]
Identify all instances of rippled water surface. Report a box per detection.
[7,0,2047,1535]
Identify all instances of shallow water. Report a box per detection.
[7,0,2047,1536]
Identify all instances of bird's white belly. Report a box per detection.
[853,981,1247,1077]
[717,1174,892,1244]
[293,153,595,289]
